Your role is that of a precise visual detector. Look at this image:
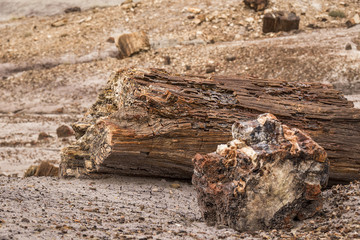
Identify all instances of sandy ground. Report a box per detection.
[0,0,360,238]
[0,176,359,239]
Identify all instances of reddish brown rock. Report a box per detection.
[244,0,268,11]
[56,125,75,138]
[192,113,329,231]
[115,31,150,58]
[263,11,300,33]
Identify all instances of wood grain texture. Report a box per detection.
[60,68,360,185]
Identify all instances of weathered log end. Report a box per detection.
[60,68,360,184]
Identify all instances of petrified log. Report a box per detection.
[60,68,360,184]
[263,11,300,33]
[192,113,329,231]
[115,31,150,58]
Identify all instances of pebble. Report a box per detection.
[205,65,216,73]
[21,218,30,223]
[169,183,181,189]
[163,56,171,65]
[56,125,75,138]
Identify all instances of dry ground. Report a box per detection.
[0,0,360,239]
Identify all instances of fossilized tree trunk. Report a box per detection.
[60,68,360,185]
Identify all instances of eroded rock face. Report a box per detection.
[192,113,329,232]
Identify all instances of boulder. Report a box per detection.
[244,0,268,11]
[115,31,150,58]
[263,11,300,33]
[192,113,329,231]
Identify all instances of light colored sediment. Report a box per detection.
[0,176,359,239]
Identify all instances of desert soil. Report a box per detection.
[0,176,359,239]
[0,0,360,239]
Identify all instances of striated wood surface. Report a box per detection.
[60,68,360,185]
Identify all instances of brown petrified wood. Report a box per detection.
[192,113,329,231]
[60,68,360,185]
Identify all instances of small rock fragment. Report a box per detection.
[51,19,67,27]
[170,183,181,189]
[345,43,352,50]
[64,7,81,13]
[192,113,329,231]
[24,161,59,177]
[186,7,202,14]
[21,218,30,223]
[205,65,216,73]
[38,132,52,141]
[263,11,300,33]
[24,165,38,177]
[346,14,360,28]
[119,216,125,223]
[244,0,268,11]
[225,56,236,62]
[34,161,58,177]
[163,56,171,65]
[56,125,75,138]
[193,14,206,25]
[115,31,150,59]
[106,37,115,43]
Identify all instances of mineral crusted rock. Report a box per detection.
[263,11,300,33]
[244,0,268,11]
[115,31,150,58]
[192,113,329,231]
